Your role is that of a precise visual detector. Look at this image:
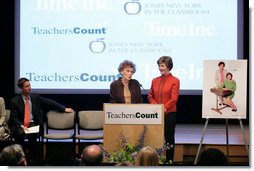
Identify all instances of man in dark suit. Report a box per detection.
[10,77,73,163]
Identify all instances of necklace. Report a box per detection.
[122,79,129,87]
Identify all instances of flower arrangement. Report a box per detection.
[100,125,168,164]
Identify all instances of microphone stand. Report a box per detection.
[140,84,149,95]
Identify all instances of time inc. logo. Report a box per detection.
[36,0,114,11]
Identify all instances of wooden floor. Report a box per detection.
[174,124,249,164]
[1,124,249,166]
[175,124,249,145]
[55,124,249,165]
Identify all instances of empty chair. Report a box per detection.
[43,110,76,161]
[75,111,104,156]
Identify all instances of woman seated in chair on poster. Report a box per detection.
[220,72,237,112]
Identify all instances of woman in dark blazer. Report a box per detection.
[110,60,143,103]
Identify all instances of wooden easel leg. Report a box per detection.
[225,119,229,161]
[194,118,209,165]
[239,119,249,158]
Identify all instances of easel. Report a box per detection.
[194,118,249,165]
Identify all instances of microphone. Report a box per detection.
[140,84,149,95]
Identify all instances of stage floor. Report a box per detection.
[43,123,249,166]
[42,123,250,145]
[175,124,249,145]
[7,123,248,166]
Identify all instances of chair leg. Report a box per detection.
[73,138,76,162]
[78,139,80,158]
[39,136,44,162]
[45,139,48,161]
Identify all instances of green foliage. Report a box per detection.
[109,143,137,163]
[101,125,169,164]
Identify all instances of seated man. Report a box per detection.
[80,144,103,166]
[10,77,73,162]
[197,148,228,166]
[0,144,27,166]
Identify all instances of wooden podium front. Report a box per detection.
[103,103,164,154]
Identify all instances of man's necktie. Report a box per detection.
[24,96,30,127]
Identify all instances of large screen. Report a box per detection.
[15,0,244,94]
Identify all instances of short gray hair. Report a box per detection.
[0,144,26,166]
[118,60,136,73]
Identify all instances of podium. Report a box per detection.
[103,103,164,154]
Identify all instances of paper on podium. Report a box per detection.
[25,125,40,134]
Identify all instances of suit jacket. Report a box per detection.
[148,73,180,114]
[10,93,66,134]
[110,78,143,103]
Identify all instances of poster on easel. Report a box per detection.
[202,60,247,119]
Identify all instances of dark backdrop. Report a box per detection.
[0,0,249,125]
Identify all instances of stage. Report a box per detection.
[174,124,249,165]
[0,123,249,166]
[41,123,249,166]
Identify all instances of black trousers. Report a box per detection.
[12,122,41,162]
[164,112,176,162]
[13,122,39,144]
